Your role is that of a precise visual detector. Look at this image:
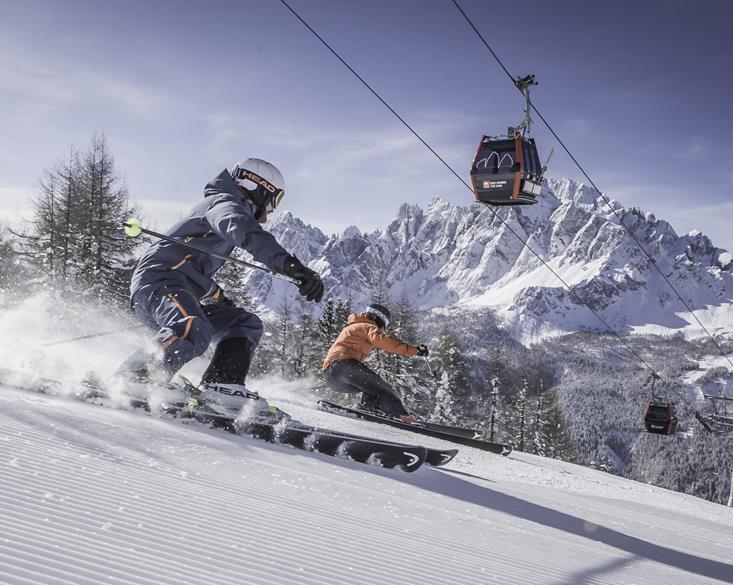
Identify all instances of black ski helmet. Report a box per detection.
[364,303,391,329]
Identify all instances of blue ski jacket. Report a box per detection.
[130,169,291,304]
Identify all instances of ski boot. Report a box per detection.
[358,395,391,416]
[107,357,189,411]
[194,382,289,425]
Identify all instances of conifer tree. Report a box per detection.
[23,146,81,286]
[513,379,529,452]
[318,298,337,342]
[431,329,469,423]
[334,296,352,328]
[488,373,502,442]
[291,309,319,377]
[18,135,138,302]
[76,135,138,301]
[0,226,27,294]
[273,299,294,378]
[433,370,456,423]
[532,379,549,456]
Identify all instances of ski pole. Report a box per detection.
[123,217,300,285]
[423,356,437,378]
[40,324,145,347]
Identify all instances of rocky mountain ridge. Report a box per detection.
[243,178,733,343]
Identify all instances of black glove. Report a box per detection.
[416,344,429,357]
[281,256,324,303]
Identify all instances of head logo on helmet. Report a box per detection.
[241,169,278,194]
[231,158,286,222]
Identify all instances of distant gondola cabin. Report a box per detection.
[470,130,543,206]
[643,401,678,435]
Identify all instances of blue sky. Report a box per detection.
[1,0,732,250]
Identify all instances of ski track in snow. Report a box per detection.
[1,384,732,585]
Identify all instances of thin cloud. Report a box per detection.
[560,118,592,137]
[674,138,705,160]
[0,40,172,121]
[95,78,169,116]
[204,111,315,158]
[0,43,73,100]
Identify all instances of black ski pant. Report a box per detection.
[323,359,408,417]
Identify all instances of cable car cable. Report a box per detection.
[278,0,467,192]
[278,0,713,429]
[451,0,733,372]
[277,0,655,367]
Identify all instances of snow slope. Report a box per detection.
[2,380,732,585]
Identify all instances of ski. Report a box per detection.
[415,419,487,440]
[0,369,446,472]
[157,401,429,472]
[280,421,459,467]
[317,400,513,456]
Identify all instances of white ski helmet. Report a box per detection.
[231,158,285,211]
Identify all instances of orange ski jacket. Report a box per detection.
[322,314,418,371]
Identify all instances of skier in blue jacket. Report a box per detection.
[120,158,323,407]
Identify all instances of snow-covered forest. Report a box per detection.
[1,137,732,506]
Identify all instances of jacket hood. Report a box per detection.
[203,169,241,198]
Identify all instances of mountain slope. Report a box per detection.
[251,179,733,343]
[2,382,732,585]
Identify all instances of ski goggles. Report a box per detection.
[233,168,285,210]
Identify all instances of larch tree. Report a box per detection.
[18,135,138,303]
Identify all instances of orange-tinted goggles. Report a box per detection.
[234,168,285,209]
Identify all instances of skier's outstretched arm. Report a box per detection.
[203,196,323,303]
[366,326,419,357]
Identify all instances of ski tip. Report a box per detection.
[398,447,428,472]
[365,446,427,472]
[428,449,459,467]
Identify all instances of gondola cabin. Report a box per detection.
[643,400,678,435]
[470,129,543,206]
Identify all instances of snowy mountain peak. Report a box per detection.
[258,180,733,341]
[550,177,599,207]
[340,225,362,239]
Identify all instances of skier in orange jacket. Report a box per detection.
[322,303,429,422]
